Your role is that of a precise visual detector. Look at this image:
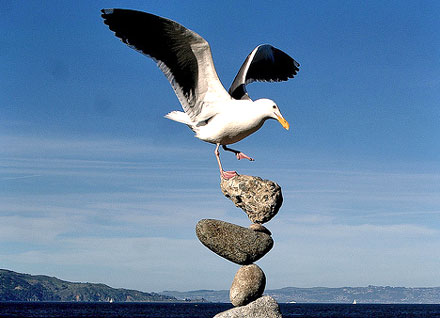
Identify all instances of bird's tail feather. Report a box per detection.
[164,111,193,125]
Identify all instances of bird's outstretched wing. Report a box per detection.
[229,44,300,100]
[101,9,231,122]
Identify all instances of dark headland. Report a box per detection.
[0,269,177,302]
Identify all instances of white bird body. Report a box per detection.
[166,98,279,145]
[101,9,299,178]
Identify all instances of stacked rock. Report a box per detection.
[195,175,284,318]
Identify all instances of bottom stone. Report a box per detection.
[213,296,282,318]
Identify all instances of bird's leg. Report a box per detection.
[222,145,254,161]
[215,144,238,179]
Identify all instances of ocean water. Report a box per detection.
[1,302,440,318]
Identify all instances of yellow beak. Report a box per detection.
[276,114,290,130]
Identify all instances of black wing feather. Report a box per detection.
[247,45,299,83]
[101,9,198,104]
[229,44,300,100]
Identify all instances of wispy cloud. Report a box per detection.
[0,235,237,291]
[1,174,42,181]
[1,133,440,290]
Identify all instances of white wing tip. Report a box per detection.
[101,8,114,15]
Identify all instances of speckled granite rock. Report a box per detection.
[220,175,283,224]
[230,264,266,307]
[214,296,282,318]
[196,219,273,265]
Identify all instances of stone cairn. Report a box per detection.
[196,175,284,318]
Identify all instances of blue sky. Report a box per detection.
[1,1,439,292]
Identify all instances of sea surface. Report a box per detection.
[1,302,440,318]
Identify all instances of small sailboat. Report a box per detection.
[352,299,357,304]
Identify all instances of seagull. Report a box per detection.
[101,9,300,179]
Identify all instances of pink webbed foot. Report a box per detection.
[222,145,254,161]
[236,152,254,161]
[221,170,239,180]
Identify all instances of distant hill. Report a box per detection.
[3,269,440,304]
[0,269,176,302]
[163,289,230,303]
[268,286,440,304]
[163,286,440,304]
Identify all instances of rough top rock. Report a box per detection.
[196,219,273,265]
[220,175,283,224]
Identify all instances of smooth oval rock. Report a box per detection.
[195,219,273,265]
[214,296,282,318]
[220,175,283,224]
[230,264,266,307]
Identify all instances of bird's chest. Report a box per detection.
[201,114,264,145]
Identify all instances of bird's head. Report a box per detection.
[257,98,290,130]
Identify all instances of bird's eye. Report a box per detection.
[272,105,277,109]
